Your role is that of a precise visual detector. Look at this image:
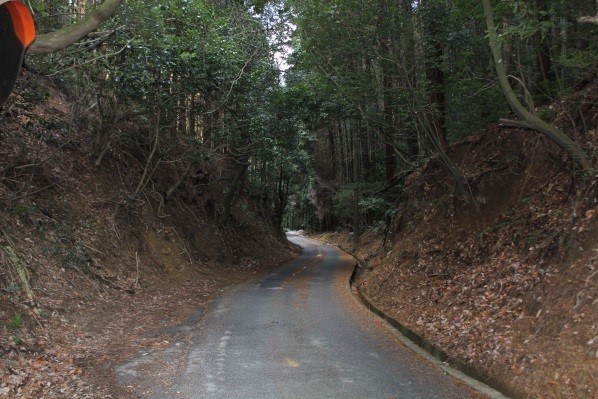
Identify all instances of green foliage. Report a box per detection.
[327,183,393,231]
[7,313,22,330]
[283,0,595,232]
[27,0,310,229]
[10,203,41,225]
[38,117,69,133]
[41,245,62,257]
[358,196,393,221]
[62,244,89,270]
[2,284,20,293]
[331,185,355,222]
[558,48,598,71]
[10,203,38,218]
[23,0,596,234]
[20,79,50,105]
[536,108,556,123]
[499,1,554,40]
[12,335,23,346]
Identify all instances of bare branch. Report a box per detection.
[45,40,131,77]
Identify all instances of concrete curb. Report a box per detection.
[347,261,528,399]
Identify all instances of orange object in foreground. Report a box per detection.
[0,0,36,107]
[4,0,35,48]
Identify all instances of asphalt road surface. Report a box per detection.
[169,233,479,399]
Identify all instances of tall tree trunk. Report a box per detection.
[534,0,553,83]
[422,0,448,148]
[482,0,590,170]
[275,170,290,230]
[132,112,161,201]
[218,160,249,226]
[351,132,360,247]
[397,0,420,159]
[328,127,339,179]
[382,74,397,184]
[379,0,397,184]
[189,94,196,136]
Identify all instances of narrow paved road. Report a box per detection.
[170,234,479,398]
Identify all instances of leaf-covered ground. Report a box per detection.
[318,84,597,399]
[0,73,298,398]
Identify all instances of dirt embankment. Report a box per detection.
[0,74,298,398]
[319,86,597,399]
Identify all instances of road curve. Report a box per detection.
[169,234,479,398]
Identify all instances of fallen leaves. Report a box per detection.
[341,120,598,399]
[0,344,111,399]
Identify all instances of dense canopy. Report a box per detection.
[21,0,598,234]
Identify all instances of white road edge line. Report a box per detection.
[347,281,511,399]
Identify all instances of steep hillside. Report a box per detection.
[320,84,597,399]
[0,73,297,398]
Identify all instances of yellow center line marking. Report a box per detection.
[285,358,300,368]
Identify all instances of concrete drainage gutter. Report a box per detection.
[349,260,527,399]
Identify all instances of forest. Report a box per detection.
[4,0,596,235]
[0,0,596,398]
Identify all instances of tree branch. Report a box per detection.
[578,0,598,24]
[481,0,591,170]
[499,118,533,129]
[45,39,131,77]
[28,0,123,55]
[577,16,598,24]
